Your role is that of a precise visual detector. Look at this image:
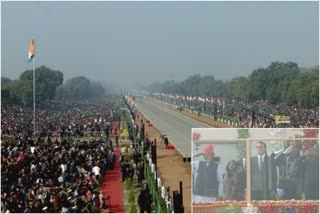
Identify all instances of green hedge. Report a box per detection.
[145,162,168,213]
[157,189,168,212]
[125,178,132,190]
[129,202,137,213]
[128,188,135,203]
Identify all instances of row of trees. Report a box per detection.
[2,66,105,105]
[146,62,319,107]
[55,76,105,100]
[2,66,63,105]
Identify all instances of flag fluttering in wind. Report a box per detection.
[28,39,35,63]
[28,38,36,137]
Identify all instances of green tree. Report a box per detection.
[145,61,318,107]
[10,80,33,105]
[227,77,249,99]
[56,76,90,99]
[181,74,202,95]
[2,66,63,105]
[56,76,106,99]
[19,66,64,101]
[1,77,12,84]
[1,77,13,104]
[265,62,299,103]
[287,68,319,107]
[247,68,270,101]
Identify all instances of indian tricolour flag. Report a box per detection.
[28,39,35,63]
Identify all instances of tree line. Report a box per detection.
[146,62,319,108]
[1,66,105,105]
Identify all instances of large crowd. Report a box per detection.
[1,99,120,138]
[221,100,319,128]
[1,98,121,213]
[2,94,318,212]
[152,94,319,128]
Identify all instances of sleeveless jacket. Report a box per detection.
[194,160,219,197]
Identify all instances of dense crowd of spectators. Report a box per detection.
[220,99,318,128]
[1,98,121,213]
[152,95,319,128]
[1,99,119,137]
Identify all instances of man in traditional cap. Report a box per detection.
[192,144,224,202]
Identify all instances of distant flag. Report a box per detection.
[28,39,35,63]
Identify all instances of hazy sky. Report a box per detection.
[2,1,319,90]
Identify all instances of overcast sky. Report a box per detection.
[1,1,319,90]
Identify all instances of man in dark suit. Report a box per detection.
[250,141,277,200]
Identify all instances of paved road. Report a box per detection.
[135,97,212,157]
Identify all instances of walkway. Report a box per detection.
[100,147,124,213]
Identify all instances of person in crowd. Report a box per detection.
[250,141,277,200]
[222,160,245,200]
[127,162,135,181]
[301,139,319,200]
[138,183,153,213]
[137,162,144,187]
[92,162,100,181]
[1,98,122,213]
[276,140,304,200]
[121,158,130,182]
[98,190,108,211]
[192,144,224,202]
[153,94,319,128]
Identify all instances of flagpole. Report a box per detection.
[33,57,36,138]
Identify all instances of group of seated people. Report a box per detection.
[1,99,120,138]
[1,98,122,213]
[2,135,117,212]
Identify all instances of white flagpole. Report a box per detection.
[33,57,36,138]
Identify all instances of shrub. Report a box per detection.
[125,146,129,153]
[224,205,241,213]
[126,178,132,190]
[129,188,135,203]
[129,202,137,213]
[157,189,168,213]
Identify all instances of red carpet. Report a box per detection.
[111,121,121,137]
[100,147,124,213]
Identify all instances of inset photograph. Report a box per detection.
[192,128,319,213]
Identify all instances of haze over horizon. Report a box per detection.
[2,1,319,91]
